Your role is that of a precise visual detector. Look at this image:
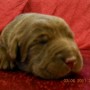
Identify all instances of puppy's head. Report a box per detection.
[5,13,83,79]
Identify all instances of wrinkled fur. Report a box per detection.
[0,13,83,79]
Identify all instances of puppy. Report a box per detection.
[0,13,83,79]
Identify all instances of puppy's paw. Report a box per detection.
[0,46,14,70]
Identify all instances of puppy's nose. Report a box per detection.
[65,57,76,69]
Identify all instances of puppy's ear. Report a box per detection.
[3,14,26,60]
[20,38,32,63]
[8,33,33,63]
[8,38,18,60]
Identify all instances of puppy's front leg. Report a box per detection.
[0,46,15,70]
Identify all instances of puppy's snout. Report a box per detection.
[55,53,77,69]
[65,57,77,69]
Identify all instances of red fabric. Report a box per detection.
[0,0,28,31]
[0,0,90,90]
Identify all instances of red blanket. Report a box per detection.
[0,0,90,90]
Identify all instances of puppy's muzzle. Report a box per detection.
[33,39,81,79]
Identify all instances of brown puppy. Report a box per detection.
[0,13,83,79]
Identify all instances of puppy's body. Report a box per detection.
[0,13,83,79]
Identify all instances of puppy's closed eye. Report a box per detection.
[36,34,49,45]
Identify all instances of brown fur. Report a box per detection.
[0,13,83,79]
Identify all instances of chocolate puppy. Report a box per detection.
[0,13,83,79]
